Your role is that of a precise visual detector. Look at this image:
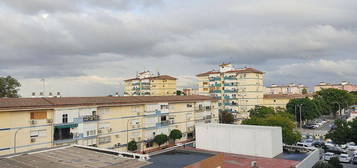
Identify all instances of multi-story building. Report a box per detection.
[314,81,357,92]
[196,63,264,121]
[124,71,177,96]
[0,95,218,156]
[262,94,313,109]
[265,83,307,95]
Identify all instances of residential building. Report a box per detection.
[265,83,307,95]
[196,63,264,121]
[314,81,357,92]
[124,71,177,96]
[0,95,218,156]
[182,88,198,96]
[262,94,313,109]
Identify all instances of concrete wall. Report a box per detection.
[196,124,282,158]
[296,149,321,168]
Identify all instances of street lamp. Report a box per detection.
[299,104,303,128]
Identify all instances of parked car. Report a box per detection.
[326,146,346,155]
[353,156,357,164]
[347,142,357,151]
[312,141,326,148]
[339,153,352,163]
[324,152,336,161]
[303,124,315,129]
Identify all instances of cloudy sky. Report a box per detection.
[0,0,356,97]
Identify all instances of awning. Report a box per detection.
[55,124,78,129]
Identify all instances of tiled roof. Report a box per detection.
[226,67,264,74]
[196,71,220,77]
[124,75,176,82]
[263,93,314,99]
[0,95,216,110]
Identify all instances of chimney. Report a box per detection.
[115,92,119,97]
[39,92,44,97]
[251,161,258,168]
[49,92,53,97]
[57,92,61,97]
[32,92,36,98]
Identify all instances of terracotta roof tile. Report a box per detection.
[0,95,215,110]
[196,71,220,77]
[263,93,314,99]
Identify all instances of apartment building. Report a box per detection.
[197,63,264,121]
[262,94,313,109]
[124,71,177,96]
[0,96,218,156]
[265,83,307,95]
[314,81,357,92]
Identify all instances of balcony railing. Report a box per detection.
[224,76,236,80]
[224,83,237,86]
[210,90,221,93]
[161,120,170,127]
[224,90,237,93]
[209,77,221,81]
[210,83,221,87]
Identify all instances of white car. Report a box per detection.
[339,154,352,163]
[324,152,335,161]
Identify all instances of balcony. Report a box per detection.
[224,89,237,93]
[210,83,221,87]
[161,120,170,127]
[224,96,237,100]
[210,90,221,93]
[209,77,221,81]
[224,83,237,86]
[224,76,236,80]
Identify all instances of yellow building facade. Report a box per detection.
[0,96,218,156]
[262,94,313,109]
[124,71,177,96]
[196,63,264,121]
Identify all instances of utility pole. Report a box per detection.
[299,104,303,128]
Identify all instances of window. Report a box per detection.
[160,105,168,110]
[203,88,208,91]
[146,141,154,148]
[62,114,68,123]
[161,115,167,121]
[30,111,47,120]
[98,136,111,144]
[186,104,192,108]
[274,100,277,102]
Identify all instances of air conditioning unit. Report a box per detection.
[30,138,36,143]
[30,120,37,125]
[47,119,53,123]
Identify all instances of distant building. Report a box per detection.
[314,81,357,92]
[263,93,313,109]
[265,83,307,95]
[196,63,264,121]
[124,71,177,96]
[182,88,198,96]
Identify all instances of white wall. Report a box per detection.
[196,124,283,158]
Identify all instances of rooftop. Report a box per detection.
[263,93,314,99]
[124,75,177,81]
[0,146,149,168]
[0,95,216,110]
[196,67,263,77]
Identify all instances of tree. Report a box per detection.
[242,111,301,145]
[302,88,308,95]
[176,90,185,96]
[286,98,320,124]
[248,106,275,118]
[313,161,334,168]
[127,140,137,151]
[169,129,183,143]
[312,97,330,115]
[315,88,353,117]
[219,111,234,124]
[328,157,343,168]
[326,119,351,144]
[154,134,168,147]
[0,76,21,98]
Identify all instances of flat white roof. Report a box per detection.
[196,123,282,130]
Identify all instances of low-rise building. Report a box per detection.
[265,83,307,95]
[314,81,357,92]
[262,94,313,109]
[0,95,218,156]
[124,71,177,96]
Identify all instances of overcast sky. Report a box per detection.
[0,0,356,97]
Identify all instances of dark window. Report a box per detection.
[62,114,68,123]
[146,141,154,148]
[161,115,167,121]
[187,104,192,108]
